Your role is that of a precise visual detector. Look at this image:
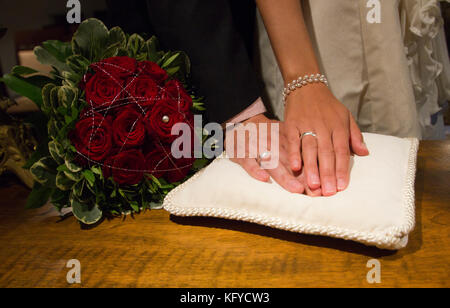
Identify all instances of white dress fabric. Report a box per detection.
[256,0,450,139]
[164,133,419,250]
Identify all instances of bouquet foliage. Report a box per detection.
[1,19,208,224]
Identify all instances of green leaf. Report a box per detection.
[11,65,39,76]
[62,70,82,88]
[49,86,60,114]
[72,179,85,199]
[165,66,180,76]
[57,164,70,172]
[58,85,78,109]
[71,198,103,225]
[56,171,75,191]
[102,27,127,58]
[193,158,210,170]
[29,156,57,186]
[65,159,82,173]
[145,36,160,61]
[64,170,83,182]
[91,165,102,176]
[66,55,90,76]
[0,74,44,107]
[48,140,65,165]
[149,175,162,189]
[83,169,95,186]
[192,101,206,112]
[42,40,73,63]
[161,53,180,68]
[34,46,71,74]
[158,51,191,82]
[41,83,57,113]
[127,34,146,59]
[72,18,109,62]
[25,182,54,209]
[129,201,140,212]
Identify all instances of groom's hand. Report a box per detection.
[226,114,320,195]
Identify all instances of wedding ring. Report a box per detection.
[301,132,317,139]
[258,151,272,161]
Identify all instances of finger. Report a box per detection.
[349,115,369,156]
[332,129,351,192]
[317,128,337,196]
[268,163,304,194]
[301,133,321,190]
[286,123,302,171]
[295,170,323,197]
[305,185,323,197]
[232,158,270,182]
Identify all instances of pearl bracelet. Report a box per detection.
[282,74,328,103]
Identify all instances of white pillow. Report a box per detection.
[163,133,419,250]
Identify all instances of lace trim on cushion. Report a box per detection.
[163,138,419,250]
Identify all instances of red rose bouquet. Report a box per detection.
[1,19,207,225]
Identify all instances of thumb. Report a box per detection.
[349,114,369,156]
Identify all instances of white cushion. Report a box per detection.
[163,133,419,250]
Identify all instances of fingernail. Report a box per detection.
[323,182,336,195]
[337,178,347,191]
[311,174,320,186]
[362,141,369,151]
[292,160,300,170]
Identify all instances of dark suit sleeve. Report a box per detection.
[107,0,263,124]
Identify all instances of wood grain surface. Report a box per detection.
[0,140,449,288]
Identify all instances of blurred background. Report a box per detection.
[0,0,108,111]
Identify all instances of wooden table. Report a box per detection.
[0,141,449,288]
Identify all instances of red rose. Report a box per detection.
[144,146,171,179]
[145,146,194,183]
[70,113,113,162]
[126,75,160,107]
[166,156,195,183]
[161,80,193,112]
[137,61,168,84]
[102,149,145,185]
[85,72,124,108]
[90,56,137,80]
[113,107,146,148]
[145,98,194,144]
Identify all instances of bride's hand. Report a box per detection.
[284,83,369,196]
